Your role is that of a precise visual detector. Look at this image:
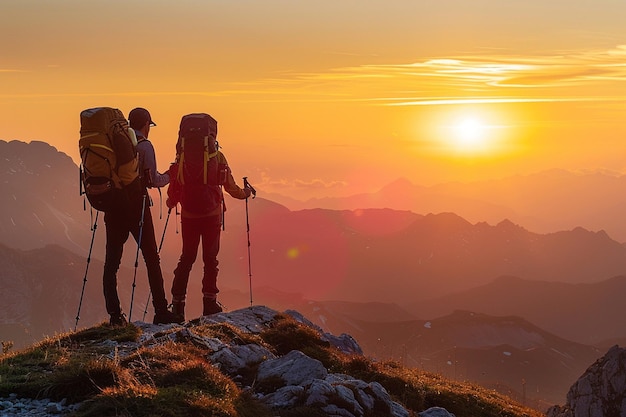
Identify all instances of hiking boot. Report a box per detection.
[153,309,184,325]
[109,312,127,327]
[172,301,185,322]
[203,298,223,316]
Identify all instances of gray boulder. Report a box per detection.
[420,406,457,417]
[258,349,328,386]
[547,345,626,417]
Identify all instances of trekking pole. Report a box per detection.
[175,204,180,234]
[79,167,87,211]
[221,196,226,231]
[243,177,256,307]
[129,193,147,322]
[159,207,172,253]
[158,188,163,219]
[75,211,99,331]
[142,207,172,321]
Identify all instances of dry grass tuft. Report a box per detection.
[0,314,546,417]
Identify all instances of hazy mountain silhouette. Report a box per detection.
[4,139,626,308]
[409,274,626,347]
[278,177,517,223]
[0,140,90,253]
[411,311,601,408]
[270,171,626,242]
[225,206,626,304]
[0,242,149,349]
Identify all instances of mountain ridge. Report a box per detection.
[410,274,626,347]
[268,169,626,242]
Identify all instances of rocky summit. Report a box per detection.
[1,305,546,417]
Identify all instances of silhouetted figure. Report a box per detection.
[166,113,252,320]
[102,107,180,325]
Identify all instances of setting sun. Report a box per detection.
[453,117,488,150]
[431,111,501,156]
[417,106,519,160]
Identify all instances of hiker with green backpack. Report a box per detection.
[166,113,254,321]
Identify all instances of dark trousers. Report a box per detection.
[171,215,221,302]
[102,192,168,316]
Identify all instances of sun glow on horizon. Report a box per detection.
[418,106,518,158]
[453,117,488,150]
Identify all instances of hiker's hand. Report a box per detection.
[166,198,177,209]
[167,162,179,176]
[244,183,256,198]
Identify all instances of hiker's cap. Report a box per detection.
[129,107,156,129]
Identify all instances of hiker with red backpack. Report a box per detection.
[166,113,253,321]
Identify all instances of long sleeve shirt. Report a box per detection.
[220,153,248,201]
[136,135,170,188]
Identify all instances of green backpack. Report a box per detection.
[79,107,139,212]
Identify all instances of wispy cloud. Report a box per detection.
[227,45,626,106]
[384,97,622,106]
[273,178,347,190]
[4,46,626,106]
[256,172,347,191]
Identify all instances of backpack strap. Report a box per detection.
[82,142,115,154]
[178,137,186,184]
[204,136,218,184]
[107,121,134,187]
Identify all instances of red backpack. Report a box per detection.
[168,113,227,215]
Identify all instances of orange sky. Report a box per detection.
[2,1,626,200]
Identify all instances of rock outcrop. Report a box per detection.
[137,306,411,417]
[547,345,626,417]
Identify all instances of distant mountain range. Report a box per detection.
[0,242,150,349]
[266,170,626,243]
[409,274,626,347]
[232,207,626,305]
[6,139,626,308]
[0,140,89,254]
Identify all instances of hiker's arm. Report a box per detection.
[219,153,250,199]
[141,140,170,188]
[166,163,181,208]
